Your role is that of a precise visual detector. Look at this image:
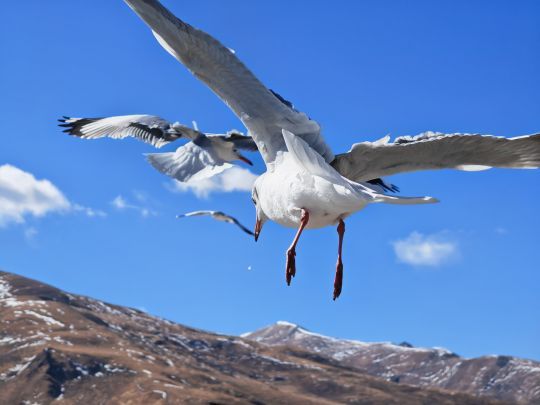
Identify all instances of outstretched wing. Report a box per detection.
[177,210,216,218]
[223,216,255,236]
[59,115,196,148]
[123,0,334,164]
[332,131,540,182]
[146,140,232,182]
[177,210,254,236]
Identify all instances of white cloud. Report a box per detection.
[24,227,38,241]
[169,166,258,198]
[111,195,128,210]
[0,164,71,227]
[392,231,458,267]
[0,164,104,227]
[73,204,106,218]
[111,194,156,217]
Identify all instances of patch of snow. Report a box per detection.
[276,320,298,328]
[163,383,183,390]
[104,364,129,374]
[152,390,167,399]
[108,323,123,332]
[53,336,73,346]
[22,310,65,327]
[142,369,152,376]
[0,277,11,299]
[0,336,20,345]
[0,355,36,381]
[55,386,65,401]
[233,339,252,349]
[256,354,300,368]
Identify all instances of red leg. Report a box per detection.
[333,219,345,300]
[285,209,309,285]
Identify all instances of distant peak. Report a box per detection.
[276,320,300,328]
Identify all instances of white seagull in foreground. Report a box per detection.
[177,211,254,236]
[58,115,257,182]
[119,0,539,299]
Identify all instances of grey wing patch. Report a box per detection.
[123,0,335,164]
[332,131,540,182]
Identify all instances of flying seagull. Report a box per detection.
[120,0,540,299]
[58,115,257,182]
[177,211,254,236]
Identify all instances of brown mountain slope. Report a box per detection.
[243,322,540,404]
[1,271,505,404]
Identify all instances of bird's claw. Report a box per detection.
[286,249,296,285]
[333,259,343,300]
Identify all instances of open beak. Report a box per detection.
[254,217,262,242]
[238,154,253,166]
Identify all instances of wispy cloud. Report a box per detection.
[392,231,458,267]
[111,194,156,217]
[0,164,105,228]
[169,166,258,198]
[0,164,69,227]
[73,204,106,218]
[24,227,38,241]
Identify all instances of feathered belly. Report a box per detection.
[261,172,368,229]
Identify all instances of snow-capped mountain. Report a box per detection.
[0,271,499,404]
[243,321,540,404]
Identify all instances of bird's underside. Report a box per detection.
[61,0,540,299]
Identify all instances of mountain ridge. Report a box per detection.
[0,270,524,404]
[242,321,540,404]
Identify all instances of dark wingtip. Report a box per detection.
[367,178,400,193]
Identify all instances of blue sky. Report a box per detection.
[1,1,539,360]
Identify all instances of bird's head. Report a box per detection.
[232,147,253,166]
[251,182,267,242]
[219,142,253,166]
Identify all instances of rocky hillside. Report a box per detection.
[0,271,504,404]
[243,321,540,404]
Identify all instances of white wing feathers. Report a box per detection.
[58,115,194,148]
[332,131,540,182]
[123,0,334,164]
[146,141,232,182]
